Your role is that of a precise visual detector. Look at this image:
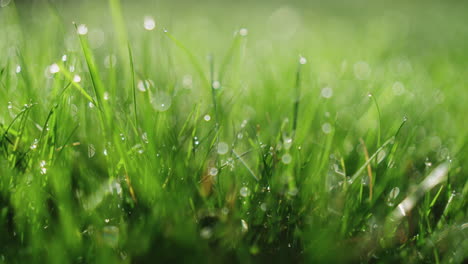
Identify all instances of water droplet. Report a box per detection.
[15,65,21,73]
[104,54,117,68]
[217,142,229,155]
[103,91,110,100]
[138,79,153,92]
[281,153,292,164]
[30,139,38,150]
[39,160,47,175]
[283,138,293,150]
[241,119,248,128]
[212,81,221,89]
[49,63,60,74]
[389,187,400,201]
[241,219,249,233]
[120,133,125,141]
[209,167,218,176]
[0,0,12,8]
[321,123,332,134]
[88,28,105,49]
[240,186,250,197]
[221,207,229,215]
[142,132,149,143]
[299,56,307,65]
[111,180,122,195]
[377,150,387,164]
[235,27,247,37]
[163,28,168,33]
[61,54,67,62]
[151,92,172,112]
[102,226,119,248]
[7,101,13,109]
[392,81,405,96]
[88,144,95,158]
[182,75,192,89]
[204,114,211,121]
[288,187,299,196]
[77,24,88,35]
[88,102,95,108]
[321,87,333,98]
[105,218,110,223]
[425,158,432,167]
[144,16,156,30]
[260,203,267,211]
[200,227,212,239]
[103,149,108,156]
[354,61,371,80]
[73,74,81,83]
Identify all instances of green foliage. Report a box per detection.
[0,0,467,263]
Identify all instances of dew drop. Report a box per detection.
[288,187,299,196]
[209,167,218,176]
[392,81,405,96]
[281,153,292,164]
[354,61,371,80]
[322,123,332,134]
[15,65,21,73]
[212,81,221,89]
[200,227,212,239]
[143,16,156,31]
[0,0,12,7]
[182,75,193,89]
[73,74,81,83]
[240,186,250,197]
[425,158,432,167]
[239,28,248,36]
[39,160,47,175]
[204,114,211,121]
[283,138,293,150]
[104,54,117,68]
[30,139,38,150]
[299,56,307,65]
[77,24,88,35]
[321,87,333,98]
[49,63,60,74]
[88,144,95,158]
[241,219,249,233]
[217,142,229,155]
[151,92,172,112]
[142,132,149,144]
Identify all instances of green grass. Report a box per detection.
[0,0,467,263]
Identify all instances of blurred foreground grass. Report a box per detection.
[0,0,467,262]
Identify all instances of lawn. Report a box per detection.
[0,0,467,262]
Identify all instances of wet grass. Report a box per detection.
[0,0,467,263]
